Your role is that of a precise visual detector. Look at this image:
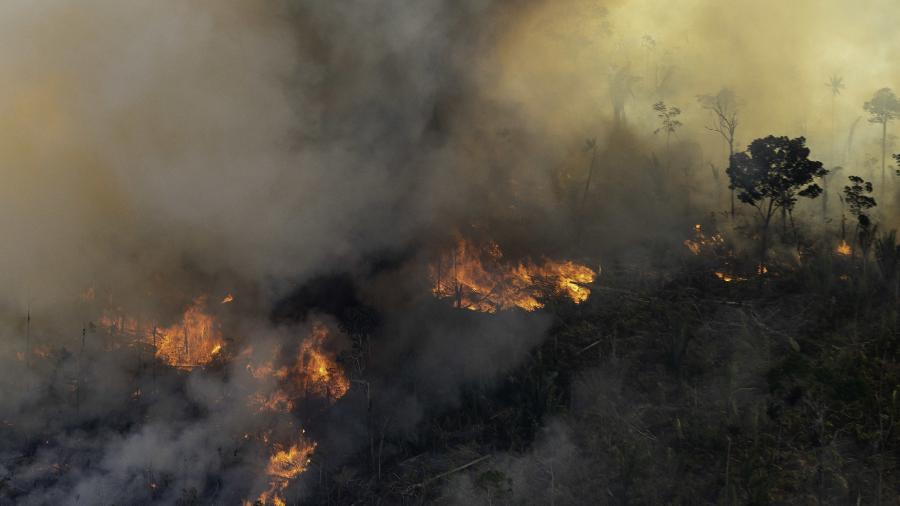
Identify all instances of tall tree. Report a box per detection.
[652,101,682,163]
[826,75,845,163]
[728,135,827,262]
[863,88,900,191]
[843,175,877,273]
[821,75,845,221]
[609,64,640,126]
[699,88,740,217]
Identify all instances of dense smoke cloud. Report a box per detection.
[2,0,900,503]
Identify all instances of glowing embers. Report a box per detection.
[836,239,852,256]
[98,296,224,369]
[429,236,596,313]
[684,223,726,256]
[246,322,349,413]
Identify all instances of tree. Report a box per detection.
[862,88,900,191]
[609,64,640,126]
[652,101,682,167]
[826,75,845,163]
[821,75,845,221]
[875,230,899,301]
[699,88,740,217]
[843,176,877,270]
[727,135,826,261]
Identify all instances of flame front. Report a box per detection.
[246,435,317,506]
[98,296,224,368]
[429,237,596,312]
[247,322,349,413]
[244,323,348,504]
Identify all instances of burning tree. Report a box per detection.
[727,135,826,262]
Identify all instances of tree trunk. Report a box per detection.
[881,121,887,193]
[728,140,735,218]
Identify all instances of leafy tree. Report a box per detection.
[727,135,826,261]
[699,88,740,217]
[863,88,900,190]
[843,176,877,267]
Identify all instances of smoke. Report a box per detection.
[2,0,900,503]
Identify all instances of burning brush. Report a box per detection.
[429,236,596,312]
[96,291,349,504]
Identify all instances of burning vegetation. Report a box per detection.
[98,296,225,368]
[429,236,596,312]
[95,292,348,504]
[246,322,349,413]
[251,435,317,506]
[6,1,900,505]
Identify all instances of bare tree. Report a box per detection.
[699,88,740,217]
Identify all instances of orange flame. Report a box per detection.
[430,237,596,312]
[222,293,234,304]
[247,323,349,412]
[684,224,725,256]
[245,434,317,506]
[714,272,745,283]
[98,296,224,368]
[836,240,851,256]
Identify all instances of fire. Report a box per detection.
[684,224,725,256]
[295,323,350,399]
[247,323,349,412]
[222,293,234,304]
[266,439,316,480]
[836,240,852,256]
[249,390,294,413]
[248,435,317,506]
[714,272,745,283]
[430,237,596,313]
[98,296,224,368]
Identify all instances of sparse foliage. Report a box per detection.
[699,88,740,216]
[863,88,900,189]
[652,101,682,139]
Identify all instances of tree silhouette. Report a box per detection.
[699,88,740,217]
[820,75,845,222]
[727,135,826,261]
[843,176,877,271]
[653,101,682,162]
[609,64,640,126]
[863,88,900,191]
[826,75,845,162]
